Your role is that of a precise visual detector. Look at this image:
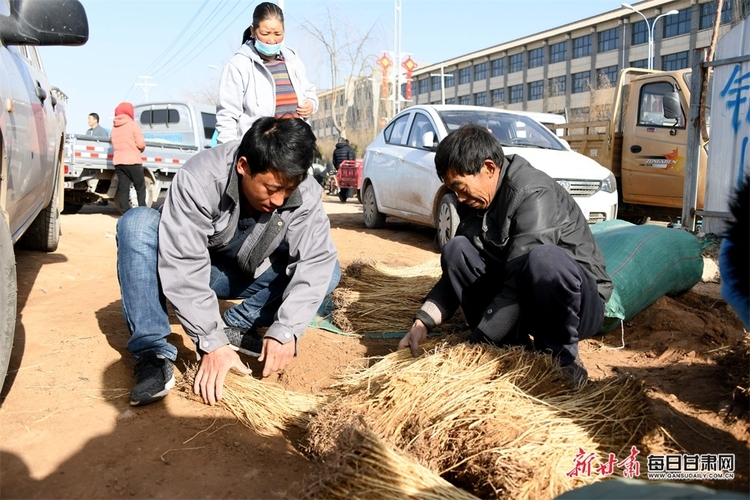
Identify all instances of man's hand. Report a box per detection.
[398,319,428,357]
[193,344,252,405]
[297,99,314,119]
[258,338,296,377]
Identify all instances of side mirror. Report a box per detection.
[421,131,437,150]
[663,91,683,121]
[0,0,89,46]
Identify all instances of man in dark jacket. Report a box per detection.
[332,137,355,170]
[398,123,612,384]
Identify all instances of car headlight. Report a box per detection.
[600,172,617,193]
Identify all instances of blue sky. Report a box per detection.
[41,0,627,134]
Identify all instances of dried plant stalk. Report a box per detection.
[332,259,465,335]
[305,341,669,499]
[301,424,479,500]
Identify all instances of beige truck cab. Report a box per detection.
[560,68,707,220]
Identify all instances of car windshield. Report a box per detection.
[437,109,565,151]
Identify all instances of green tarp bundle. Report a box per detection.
[591,220,704,333]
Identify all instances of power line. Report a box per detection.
[139,0,211,77]
[149,0,242,80]
[124,0,236,101]
[150,1,256,83]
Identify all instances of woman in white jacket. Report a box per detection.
[215,2,318,145]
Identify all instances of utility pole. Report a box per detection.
[135,75,157,102]
[429,64,453,104]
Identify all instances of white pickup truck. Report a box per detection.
[0,0,89,388]
[63,102,216,213]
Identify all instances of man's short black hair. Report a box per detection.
[88,112,99,123]
[238,116,315,182]
[434,123,505,182]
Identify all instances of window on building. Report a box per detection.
[662,51,689,70]
[474,62,487,81]
[528,80,544,101]
[491,58,504,77]
[509,84,523,103]
[491,88,505,106]
[572,71,591,93]
[458,67,471,85]
[474,91,487,106]
[431,75,441,92]
[549,41,567,63]
[572,35,591,58]
[632,19,650,45]
[548,75,567,96]
[663,8,691,37]
[700,1,736,28]
[630,59,648,69]
[401,83,406,98]
[418,79,429,95]
[445,73,455,87]
[446,97,456,104]
[509,53,524,73]
[598,27,619,53]
[597,65,618,88]
[528,47,544,68]
[458,95,471,105]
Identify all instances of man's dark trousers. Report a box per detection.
[438,236,604,365]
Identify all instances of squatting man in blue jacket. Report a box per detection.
[398,123,612,384]
[116,117,340,406]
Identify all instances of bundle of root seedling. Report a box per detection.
[300,423,479,500]
[303,340,670,500]
[331,259,465,335]
[182,364,322,437]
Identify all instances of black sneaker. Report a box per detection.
[561,357,589,387]
[130,353,175,406]
[225,326,263,357]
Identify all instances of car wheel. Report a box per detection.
[0,210,17,390]
[436,193,459,249]
[17,167,61,252]
[363,183,386,229]
[115,175,155,215]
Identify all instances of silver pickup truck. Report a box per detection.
[63,102,216,213]
[0,0,89,387]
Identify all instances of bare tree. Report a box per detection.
[181,80,219,106]
[298,6,382,140]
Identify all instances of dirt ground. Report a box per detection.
[0,195,748,499]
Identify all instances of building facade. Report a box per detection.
[310,0,747,141]
[409,0,748,120]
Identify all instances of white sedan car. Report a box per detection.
[361,105,618,247]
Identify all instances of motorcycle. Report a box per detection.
[323,170,339,196]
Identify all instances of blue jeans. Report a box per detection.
[116,207,341,361]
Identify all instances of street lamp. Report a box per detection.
[429,64,453,105]
[622,3,679,70]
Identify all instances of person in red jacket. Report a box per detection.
[111,102,146,213]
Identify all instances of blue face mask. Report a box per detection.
[254,39,284,57]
